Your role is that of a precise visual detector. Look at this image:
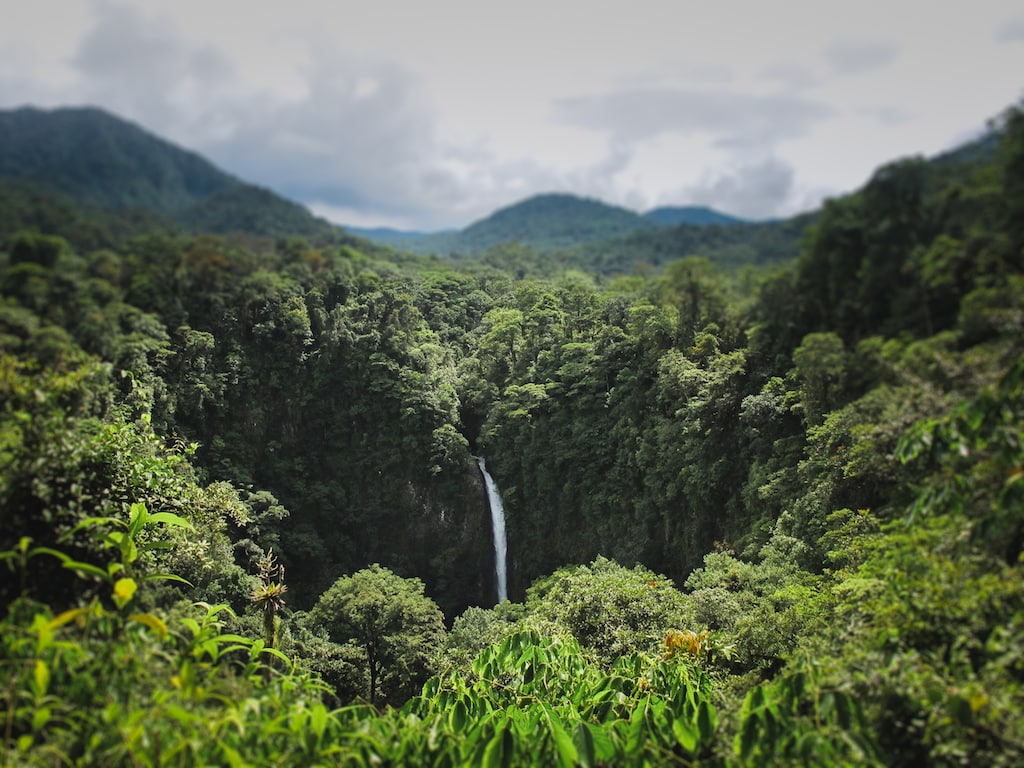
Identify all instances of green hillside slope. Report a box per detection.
[0,106,346,243]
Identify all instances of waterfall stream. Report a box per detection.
[475,456,508,603]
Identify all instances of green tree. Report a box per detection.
[306,564,446,706]
[525,557,689,661]
[792,331,848,426]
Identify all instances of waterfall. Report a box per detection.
[476,456,508,603]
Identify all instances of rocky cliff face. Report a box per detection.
[268,454,494,620]
[387,460,496,618]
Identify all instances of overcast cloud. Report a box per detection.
[1,0,1022,229]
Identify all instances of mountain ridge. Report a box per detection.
[347,197,753,254]
[643,205,749,227]
[0,105,348,244]
[0,103,1004,269]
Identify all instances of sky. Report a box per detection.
[1,1,1022,231]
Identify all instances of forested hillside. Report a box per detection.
[347,193,660,256]
[0,106,351,243]
[347,193,803,274]
[1,101,1022,765]
[643,206,748,227]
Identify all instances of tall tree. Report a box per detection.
[307,564,446,706]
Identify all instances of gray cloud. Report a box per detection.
[58,1,478,228]
[995,17,1024,43]
[72,2,238,143]
[862,106,911,125]
[823,40,900,75]
[555,88,833,152]
[57,1,647,229]
[676,157,797,220]
[207,60,439,217]
[759,62,820,91]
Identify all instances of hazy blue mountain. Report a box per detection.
[453,193,659,252]
[345,226,460,253]
[346,226,453,243]
[348,198,755,255]
[643,205,748,227]
[350,193,662,255]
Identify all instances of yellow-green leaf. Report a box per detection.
[33,660,49,696]
[113,577,137,608]
[47,606,90,631]
[128,612,168,638]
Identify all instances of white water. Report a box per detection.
[476,456,508,603]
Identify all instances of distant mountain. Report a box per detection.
[350,193,663,255]
[349,198,754,256]
[345,226,460,253]
[564,128,1007,276]
[4,103,1004,273]
[346,226,450,243]
[454,193,658,252]
[643,205,748,228]
[0,105,346,243]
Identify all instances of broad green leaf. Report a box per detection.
[147,511,196,530]
[218,741,246,768]
[797,731,823,760]
[482,723,513,768]
[548,716,578,768]
[624,699,648,755]
[572,722,596,768]
[673,717,698,753]
[449,699,467,732]
[748,685,766,710]
[736,713,759,759]
[697,699,717,740]
[309,704,329,738]
[128,503,148,538]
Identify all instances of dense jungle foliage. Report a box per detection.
[1,102,1022,765]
